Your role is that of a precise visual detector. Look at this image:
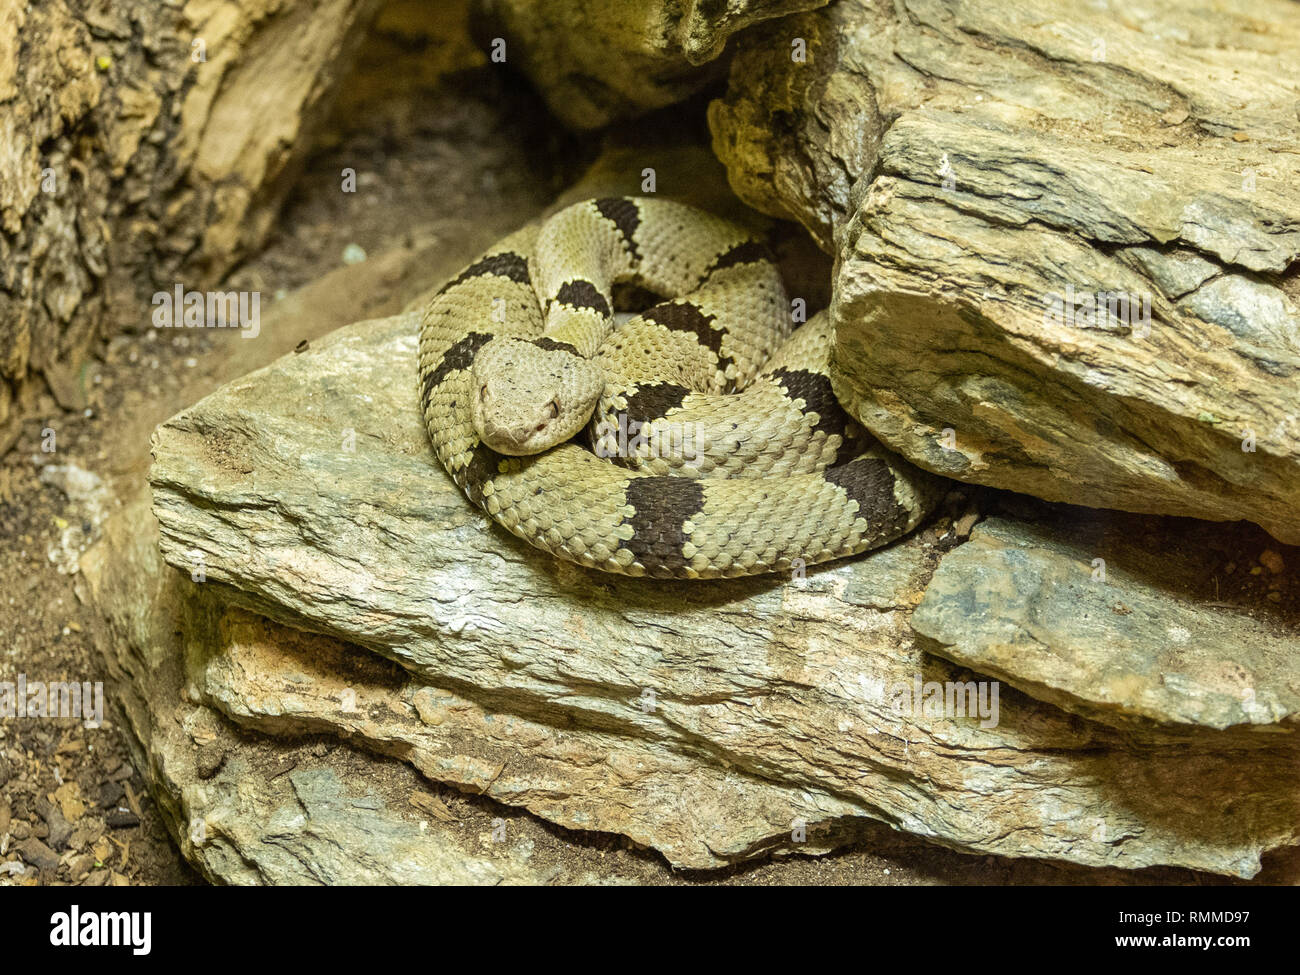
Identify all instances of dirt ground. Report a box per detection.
[2,24,1297,886]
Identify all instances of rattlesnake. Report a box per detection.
[418,197,941,578]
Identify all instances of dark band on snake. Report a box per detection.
[417,197,940,578]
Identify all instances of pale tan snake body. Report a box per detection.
[418,197,941,578]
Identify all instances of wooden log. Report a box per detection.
[0,0,386,451]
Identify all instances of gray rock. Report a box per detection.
[708,0,887,251]
[475,0,829,129]
[75,138,875,887]
[192,763,555,886]
[45,806,74,850]
[80,489,641,885]
[71,209,653,885]
[146,312,1300,877]
[709,0,1300,542]
[98,782,124,808]
[104,808,140,830]
[912,518,1300,733]
[191,602,876,869]
[17,838,60,872]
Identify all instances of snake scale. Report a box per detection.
[418,197,941,579]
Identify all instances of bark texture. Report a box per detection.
[0,0,386,451]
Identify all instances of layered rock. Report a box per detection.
[708,0,888,251]
[191,602,876,867]
[79,492,638,885]
[473,0,830,129]
[66,114,617,884]
[72,160,661,882]
[913,516,1300,734]
[708,0,1300,542]
[146,311,1300,877]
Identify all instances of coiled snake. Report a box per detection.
[418,197,940,578]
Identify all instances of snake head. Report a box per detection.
[470,337,604,455]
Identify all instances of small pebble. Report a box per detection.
[68,853,95,879]
[16,837,60,872]
[45,807,73,850]
[99,781,125,808]
[1259,549,1285,575]
[105,807,140,829]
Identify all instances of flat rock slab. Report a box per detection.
[148,312,1300,876]
[186,761,561,885]
[81,491,637,885]
[913,518,1300,734]
[193,603,877,867]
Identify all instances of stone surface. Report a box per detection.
[191,602,874,868]
[473,0,829,129]
[708,0,885,252]
[71,133,888,886]
[912,517,1300,734]
[65,128,637,885]
[16,838,60,873]
[708,0,1300,542]
[79,488,637,885]
[147,311,1300,877]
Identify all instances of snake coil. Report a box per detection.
[419,197,939,578]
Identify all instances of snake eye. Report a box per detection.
[479,384,488,401]
[546,400,560,419]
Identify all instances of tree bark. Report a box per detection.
[0,0,384,452]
